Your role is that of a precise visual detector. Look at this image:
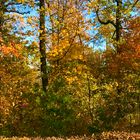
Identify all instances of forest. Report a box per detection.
[0,0,140,139]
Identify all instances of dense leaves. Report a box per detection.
[0,0,140,137]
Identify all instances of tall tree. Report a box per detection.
[39,0,48,92]
[86,0,140,131]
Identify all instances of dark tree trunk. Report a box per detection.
[116,0,122,53]
[39,0,48,92]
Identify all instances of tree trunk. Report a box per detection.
[116,0,122,53]
[39,0,48,92]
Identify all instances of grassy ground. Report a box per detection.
[1,132,140,140]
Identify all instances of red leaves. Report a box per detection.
[20,103,29,109]
[104,17,140,75]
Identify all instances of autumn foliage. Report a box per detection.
[0,0,140,138]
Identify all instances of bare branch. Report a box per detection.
[112,30,116,39]
[5,2,22,7]
[5,9,30,15]
[132,0,139,8]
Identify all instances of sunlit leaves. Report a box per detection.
[1,0,140,136]
[0,43,23,58]
[16,0,25,3]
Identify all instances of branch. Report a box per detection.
[96,8,116,28]
[132,0,139,8]
[112,30,116,39]
[5,9,30,14]
[5,2,22,7]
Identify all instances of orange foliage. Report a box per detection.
[0,42,23,58]
[120,17,140,69]
[105,17,140,75]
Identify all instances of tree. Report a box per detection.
[86,0,140,132]
[39,0,48,92]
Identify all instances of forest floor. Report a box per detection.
[1,132,140,140]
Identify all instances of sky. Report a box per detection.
[8,1,104,50]
[8,0,139,51]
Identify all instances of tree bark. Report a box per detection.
[116,0,122,53]
[39,0,48,92]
